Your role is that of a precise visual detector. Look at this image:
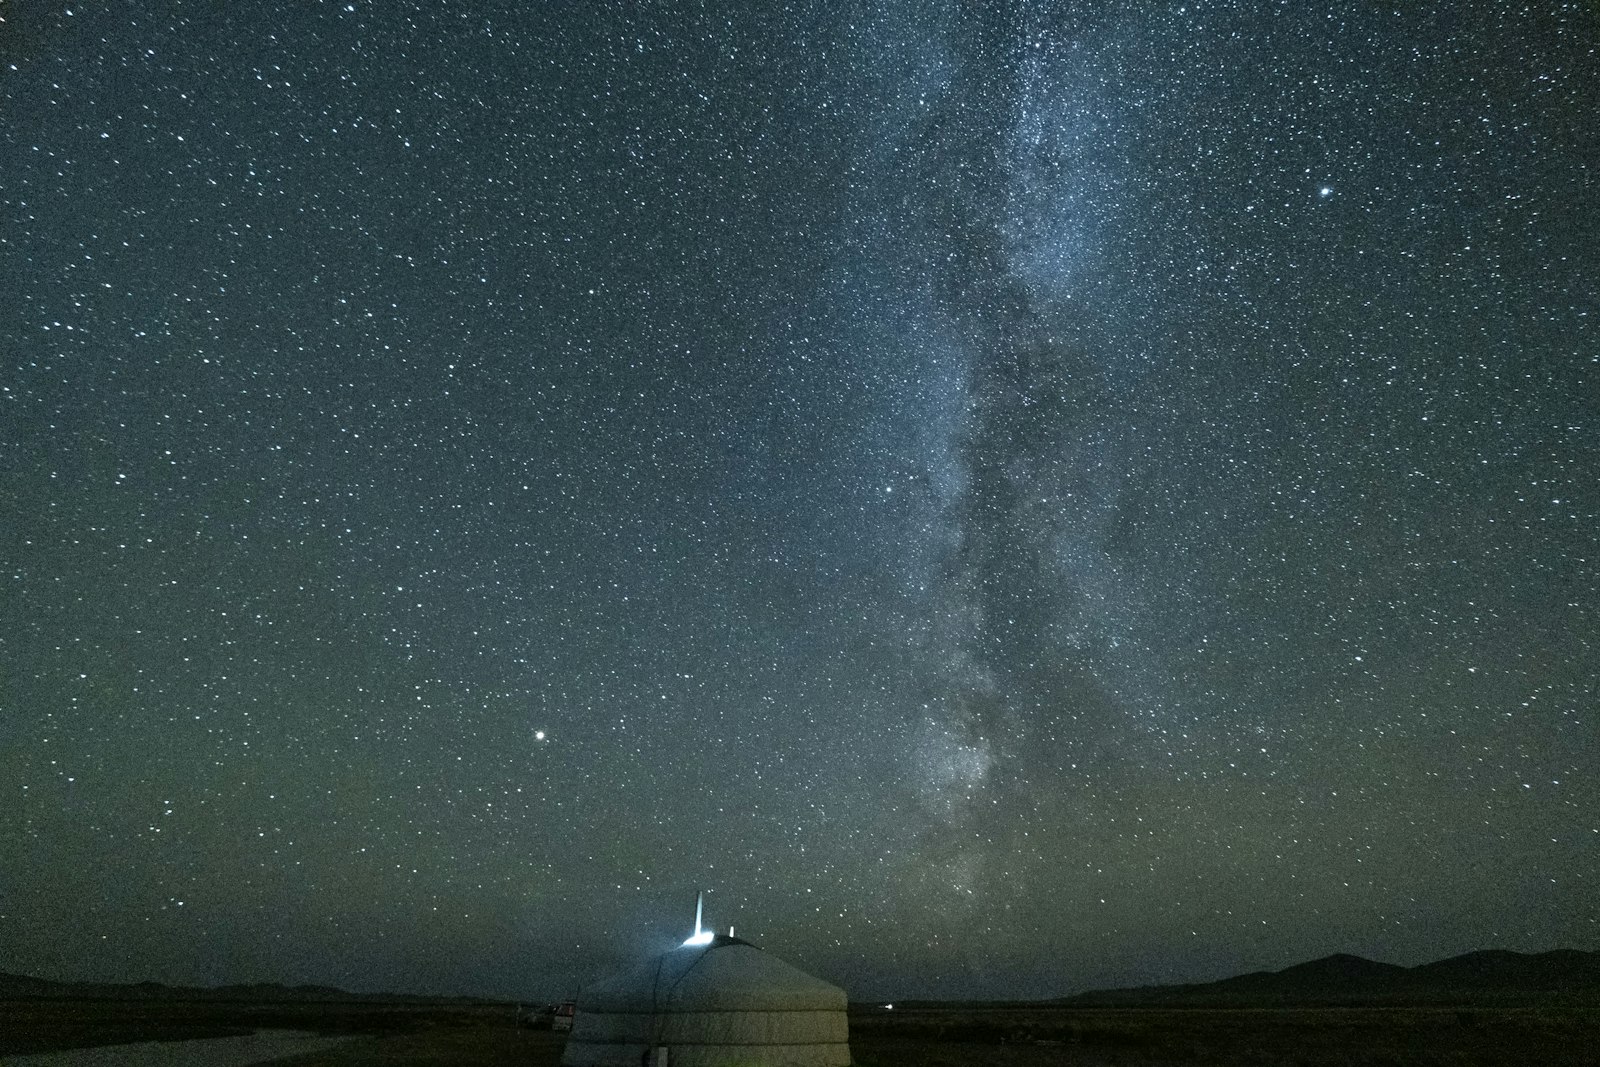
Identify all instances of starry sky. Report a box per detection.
[2,1,1597,1001]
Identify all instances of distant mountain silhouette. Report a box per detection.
[1411,949,1600,992]
[0,970,492,1004]
[1207,953,1410,994]
[8,948,1598,1007]
[1063,949,1600,1006]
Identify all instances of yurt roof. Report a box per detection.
[579,935,846,1014]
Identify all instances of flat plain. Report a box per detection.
[5,998,1599,1067]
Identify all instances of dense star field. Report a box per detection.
[2,2,1596,1000]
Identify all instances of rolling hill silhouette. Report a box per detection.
[1064,949,1600,1005]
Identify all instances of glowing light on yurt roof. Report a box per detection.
[561,892,850,1067]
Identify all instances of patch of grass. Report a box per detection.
[276,1028,566,1067]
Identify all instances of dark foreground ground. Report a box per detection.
[5,997,1599,1066]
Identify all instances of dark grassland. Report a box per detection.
[0,999,519,1057]
[846,1001,1600,1065]
[5,998,1599,1066]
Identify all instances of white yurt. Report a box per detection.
[561,906,850,1067]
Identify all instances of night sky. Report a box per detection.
[3,1,1597,1001]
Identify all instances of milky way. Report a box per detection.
[3,2,1596,999]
